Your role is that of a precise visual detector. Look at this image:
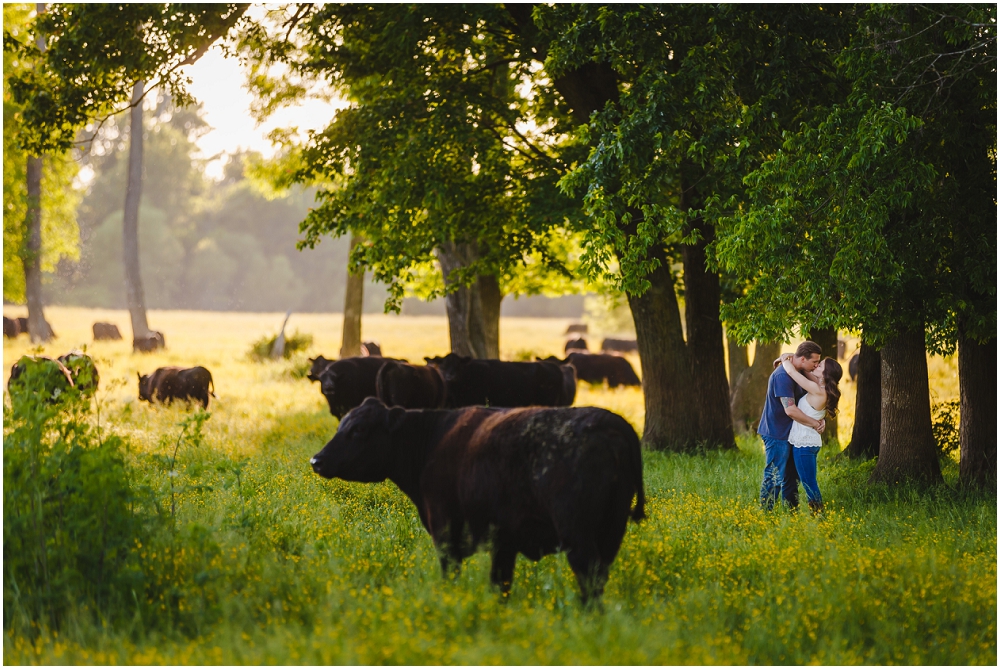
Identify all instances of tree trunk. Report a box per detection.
[726,331,749,393]
[842,341,881,460]
[437,241,500,359]
[809,326,839,448]
[340,233,364,358]
[23,4,53,344]
[869,327,942,485]
[957,328,996,491]
[123,80,150,340]
[682,222,735,449]
[730,340,781,434]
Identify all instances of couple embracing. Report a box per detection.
[758,341,843,514]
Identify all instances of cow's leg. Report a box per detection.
[489,539,517,597]
[566,540,607,607]
[432,519,463,579]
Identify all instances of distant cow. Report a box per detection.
[541,353,641,389]
[565,323,588,335]
[376,360,446,409]
[310,398,645,603]
[564,337,588,353]
[307,355,336,382]
[424,353,568,408]
[138,366,214,409]
[360,341,382,357]
[7,355,76,405]
[133,331,165,353]
[848,353,859,381]
[15,317,28,336]
[57,351,100,395]
[3,316,19,338]
[93,322,123,341]
[601,338,638,354]
[318,356,392,418]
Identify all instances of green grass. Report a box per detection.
[2,307,994,664]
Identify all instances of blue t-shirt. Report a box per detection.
[757,366,806,440]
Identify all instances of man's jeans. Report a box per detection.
[760,436,800,510]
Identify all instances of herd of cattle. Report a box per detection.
[3,319,653,602]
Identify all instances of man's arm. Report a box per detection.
[780,397,826,432]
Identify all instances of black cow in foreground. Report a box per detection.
[424,354,571,408]
[307,355,336,382]
[376,360,447,409]
[93,322,123,340]
[601,337,638,354]
[133,331,165,352]
[138,366,214,409]
[310,398,645,603]
[318,356,391,418]
[543,353,641,388]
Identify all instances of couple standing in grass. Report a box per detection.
[758,341,844,514]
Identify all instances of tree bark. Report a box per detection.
[339,233,364,358]
[730,340,781,434]
[682,222,735,449]
[437,241,501,359]
[123,80,150,340]
[474,274,501,359]
[726,331,749,393]
[842,341,881,460]
[869,327,942,485]
[809,326,839,448]
[957,328,996,491]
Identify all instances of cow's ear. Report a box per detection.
[137,372,142,381]
[385,406,407,433]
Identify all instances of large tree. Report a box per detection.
[719,5,996,485]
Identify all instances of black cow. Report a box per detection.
[424,353,568,408]
[57,351,100,395]
[15,317,28,336]
[307,355,336,382]
[601,337,638,354]
[138,366,214,409]
[360,341,382,357]
[565,323,588,335]
[133,331,165,352]
[540,353,641,388]
[564,337,588,353]
[318,356,391,418]
[93,322,123,341]
[310,398,645,603]
[7,355,76,405]
[848,353,859,381]
[3,316,20,338]
[376,360,447,409]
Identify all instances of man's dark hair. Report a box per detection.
[795,341,822,359]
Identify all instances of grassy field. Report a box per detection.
[3,307,993,664]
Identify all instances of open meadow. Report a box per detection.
[3,306,995,664]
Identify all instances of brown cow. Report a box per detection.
[360,341,382,357]
[310,398,645,603]
[93,322,123,340]
[138,366,214,409]
[3,316,20,338]
[133,331,165,353]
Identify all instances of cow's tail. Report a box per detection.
[628,430,646,523]
[209,372,216,398]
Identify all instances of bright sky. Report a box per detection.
[181,46,344,179]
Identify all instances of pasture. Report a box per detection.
[3,307,995,664]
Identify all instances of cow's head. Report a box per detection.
[319,365,338,398]
[310,397,405,482]
[137,372,152,402]
[307,355,332,382]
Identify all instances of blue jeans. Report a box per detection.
[760,436,799,510]
[792,446,823,504]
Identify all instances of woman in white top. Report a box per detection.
[779,353,844,515]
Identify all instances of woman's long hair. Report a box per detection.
[823,357,843,416]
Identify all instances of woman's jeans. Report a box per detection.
[792,446,823,504]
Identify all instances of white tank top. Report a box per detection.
[788,395,825,448]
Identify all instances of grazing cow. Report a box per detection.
[318,356,392,418]
[848,353,859,381]
[57,351,100,395]
[93,322,123,341]
[565,323,588,335]
[307,355,336,382]
[376,360,447,409]
[601,337,638,354]
[564,337,588,353]
[540,353,641,388]
[7,355,76,405]
[138,366,214,409]
[424,353,567,408]
[133,330,165,353]
[310,398,645,603]
[3,316,19,338]
[360,341,382,357]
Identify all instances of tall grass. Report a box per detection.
[2,307,992,664]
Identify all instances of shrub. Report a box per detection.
[930,400,961,459]
[247,330,313,362]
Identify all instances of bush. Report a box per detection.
[931,400,961,459]
[3,363,161,631]
[247,330,313,362]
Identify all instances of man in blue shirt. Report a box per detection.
[758,341,826,509]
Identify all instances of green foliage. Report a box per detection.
[931,400,961,460]
[246,330,314,362]
[3,361,159,631]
